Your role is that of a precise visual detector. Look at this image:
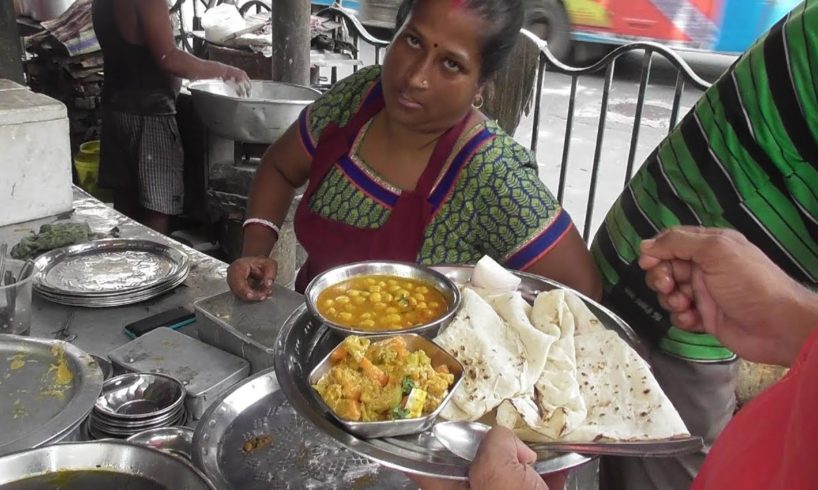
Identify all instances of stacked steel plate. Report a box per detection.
[33,239,189,307]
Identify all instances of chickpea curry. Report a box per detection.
[313,336,455,422]
[316,275,448,331]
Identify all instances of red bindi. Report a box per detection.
[449,0,466,9]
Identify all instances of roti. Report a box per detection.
[436,288,557,421]
[497,290,689,442]
[496,290,588,439]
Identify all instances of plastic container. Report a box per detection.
[0,259,35,336]
[74,140,111,201]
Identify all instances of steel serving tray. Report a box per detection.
[0,335,104,456]
[193,369,416,489]
[273,266,657,480]
[308,333,464,439]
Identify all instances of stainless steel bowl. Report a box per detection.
[127,426,194,461]
[0,440,215,489]
[304,261,461,337]
[95,373,185,420]
[308,333,464,439]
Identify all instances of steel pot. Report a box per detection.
[0,441,215,489]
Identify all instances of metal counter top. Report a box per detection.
[0,187,229,358]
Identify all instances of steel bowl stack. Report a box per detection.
[87,373,187,439]
[33,239,190,308]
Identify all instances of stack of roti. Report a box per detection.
[435,256,688,443]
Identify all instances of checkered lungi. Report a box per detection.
[99,109,184,215]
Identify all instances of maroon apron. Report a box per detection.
[294,86,472,292]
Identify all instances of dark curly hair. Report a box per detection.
[395,0,524,82]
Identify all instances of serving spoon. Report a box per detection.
[432,421,704,461]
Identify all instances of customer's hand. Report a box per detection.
[408,427,552,490]
[227,256,277,301]
[639,227,818,366]
[217,63,251,97]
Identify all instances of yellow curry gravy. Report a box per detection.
[317,275,448,331]
[313,336,455,422]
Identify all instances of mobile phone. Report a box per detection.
[123,306,196,339]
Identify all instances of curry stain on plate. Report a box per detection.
[12,399,27,419]
[39,344,74,400]
[242,434,273,455]
[8,353,27,371]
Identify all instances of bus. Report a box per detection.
[357,0,803,60]
[554,0,803,58]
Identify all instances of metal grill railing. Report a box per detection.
[522,31,712,240]
[316,8,714,241]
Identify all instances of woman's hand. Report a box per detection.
[639,227,818,366]
[227,256,277,301]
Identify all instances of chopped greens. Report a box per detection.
[402,377,416,395]
[391,406,410,420]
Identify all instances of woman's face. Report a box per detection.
[381,0,487,133]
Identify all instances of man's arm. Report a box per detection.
[135,0,249,86]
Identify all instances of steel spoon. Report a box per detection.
[432,421,704,461]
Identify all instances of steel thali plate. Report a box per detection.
[33,239,190,307]
[0,335,104,456]
[270,266,656,480]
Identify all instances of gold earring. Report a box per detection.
[421,80,429,88]
[472,94,484,109]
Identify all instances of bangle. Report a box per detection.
[243,218,280,237]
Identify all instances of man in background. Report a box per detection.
[93,0,250,233]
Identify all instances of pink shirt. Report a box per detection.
[692,326,818,490]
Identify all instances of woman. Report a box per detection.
[227,0,601,301]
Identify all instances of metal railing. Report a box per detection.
[522,32,713,240]
[316,8,714,241]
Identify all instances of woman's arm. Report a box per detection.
[226,121,312,300]
[242,122,313,257]
[525,227,603,301]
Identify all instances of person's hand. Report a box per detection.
[469,427,551,490]
[408,427,552,490]
[639,227,818,366]
[227,256,277,301]
[217,63,251,97]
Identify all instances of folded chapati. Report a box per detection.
[496,290,588,439]
[436,288,556,421]
[498,290,689,442]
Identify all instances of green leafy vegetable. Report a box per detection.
[402,377,416,395]
[391,406,410,420]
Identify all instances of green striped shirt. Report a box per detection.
[590,0,818,361]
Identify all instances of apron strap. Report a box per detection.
[301,81,387,203]
[412,111,474,198]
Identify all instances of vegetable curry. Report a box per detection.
[313,336,455,422]
[316,275,448,331]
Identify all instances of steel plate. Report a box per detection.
[32,239,189,307]
[193,370,415,489]
[0,335,104,456]
[272,266,646,480]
